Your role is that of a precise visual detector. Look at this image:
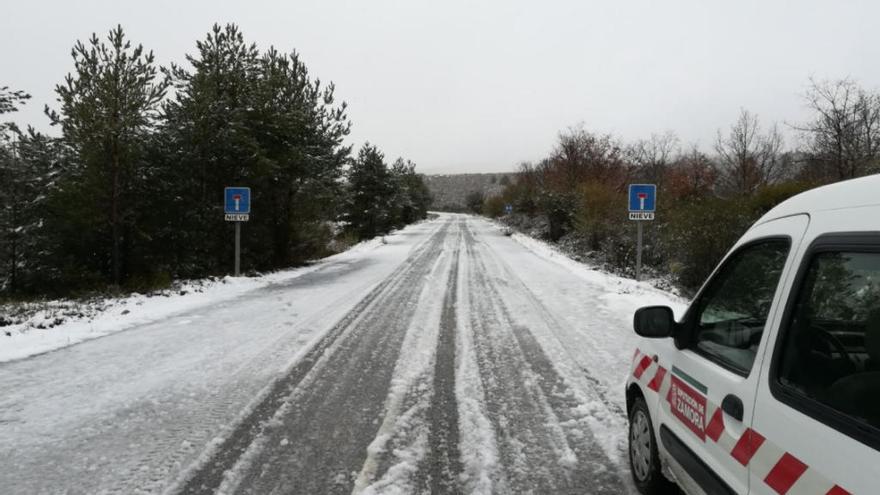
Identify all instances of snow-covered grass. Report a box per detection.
[509,230,689,319]
[0,235,388,363]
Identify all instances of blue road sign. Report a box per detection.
[628,184,656,212]
[225,187,251,215]
[504,204,513,214]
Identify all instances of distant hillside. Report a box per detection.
[424,173,515,211]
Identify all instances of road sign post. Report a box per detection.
[636,221,644,281]
[225,187,251,276]
[234,222,241,276]
[628,184,656,281]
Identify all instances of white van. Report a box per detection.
[626,176,880,495]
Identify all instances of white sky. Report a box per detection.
[2,0,879,173]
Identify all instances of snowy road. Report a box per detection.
[0,214,683,494]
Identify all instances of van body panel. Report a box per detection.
[750,207,880,495]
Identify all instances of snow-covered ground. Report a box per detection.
[447,217,687,492]
[0,237,386,363]
[0,221,442,494]
[0,213,690,494]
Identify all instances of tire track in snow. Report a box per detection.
[352,219,463,494]
[415,226,464,494]
[466,218,634,469]
[453,230,505,494]
[463,224,576,492]
[460,220,627,494]
[0,244,438,495]
[175,219,453,494]
[114,261,398,494]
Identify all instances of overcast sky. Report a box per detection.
[2,0,879,173]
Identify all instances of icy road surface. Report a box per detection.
[0,214,683,494]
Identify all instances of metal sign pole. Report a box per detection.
[224,186,251,277]
[628,184,655,282]
[234,221,241,277]
[636,221,643,281]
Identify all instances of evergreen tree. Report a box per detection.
[0,87,32,293]
[0,26,427,297]
[0,86,30,123]
[0,134,24,293]
[162,24,350,273]
[390,158,431,225]
[5,131,69,293]
[160,23,262,275]
[45,26,168,286]
[251,47,350,265]
[345,144,395,239]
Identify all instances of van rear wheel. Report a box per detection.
[629,396,673,494]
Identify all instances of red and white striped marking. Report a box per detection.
[630,349,851,495]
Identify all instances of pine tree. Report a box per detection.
[162,24,351,273]
[0,87,31,293]
[7,131,68,293]
[3,26,432,296]
[345,144,395,239]
[390,158,431,226]
[46,26,168,286]
[160,23,261,275]
[251,47,350,265]
[0,86,30,118]
[0,136,23,293]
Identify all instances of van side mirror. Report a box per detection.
[634,306,676,338]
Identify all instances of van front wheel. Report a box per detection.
[629,396,673,494]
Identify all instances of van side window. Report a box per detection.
[692,240,790,374]
[777,251,880,433]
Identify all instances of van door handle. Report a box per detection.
[722,394,744,422]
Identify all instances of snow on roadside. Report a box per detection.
[0,236,388,363]
[475,220,692,471]
[504,226,689,416]
[509,231,689,318]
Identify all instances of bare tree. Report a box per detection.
[715,109,785,194]
[628,131,680,187]
[516,161,543,190]
[546,125,627,190]
[795,78,880,181]
[669,145,716,198]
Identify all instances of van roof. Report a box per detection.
[756,174,880,225]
